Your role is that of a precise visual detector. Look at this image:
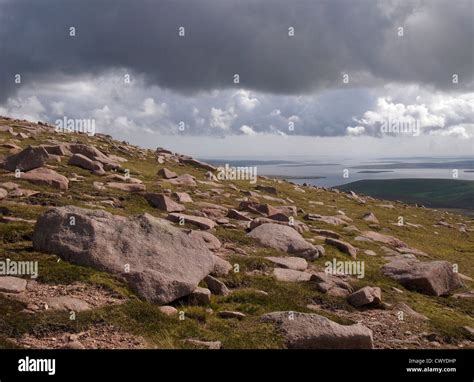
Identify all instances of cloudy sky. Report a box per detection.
[0,0,473,158]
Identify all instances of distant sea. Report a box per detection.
[204,156,474,188]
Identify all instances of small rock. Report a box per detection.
[265,256,308,271]
[204,275,230,296]
[184,339,221,349]
[218,311,246,320]
[347,286,382,307]
[187,287,211,305]
[159,306,178,316]
[325,238,357,258]
[157,168,177,179]
[0,276,28,293]
[145,194,185,212]
[273,268,311,282]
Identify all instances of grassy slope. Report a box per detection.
[338,178,474,210]
[0,118,473,348]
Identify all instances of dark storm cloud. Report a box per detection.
[0,0,472,103]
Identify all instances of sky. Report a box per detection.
[0,0,473,158]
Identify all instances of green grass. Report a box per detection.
[338,178,474,210]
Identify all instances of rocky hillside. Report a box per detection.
[0,116,472,349]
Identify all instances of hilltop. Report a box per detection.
[0,116,472,349]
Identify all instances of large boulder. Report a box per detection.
[21,167,69,190]
[68,153,105,175]
[32,206,215,304]
[247,223,321,260]
[381,259,461,296]
[261,311,373,349]
[145,193,185,212]
[3,145,49,172]
[67,143,120,170]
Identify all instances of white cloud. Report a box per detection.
[140,97,168,117]
[352,92,474,137]
[231,89,260,111]
[240,125,258,136]
[346,126,365,136]
[209,106,236,130]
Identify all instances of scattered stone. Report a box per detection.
[167,213,216,230]
[3,145,49,172]
[145,193,185,212]
[106,182,146,192]
[204,275,230,296]
[325,238,357,258]
[227,209,251,221]
[348,286,382,307]
[45,296,90,312]
[364,250,377,256]
[67,143,120,170]
[157,168,177,179]
[273,268,311,282]
[256,185,278,195]
[211,256,233,277]
[396,247,429,257]
[310,229,341,239]
[179,157,216,171]
[173,192,193,203]
[68,153,105,175]
[218,311,245,320]
[382,259,461,296]
[392,302,429,321]
[305,213,348,226]
[361,231,407,248]
[166,174,197,187]
[62,341,86,349]
[21,167,69,190]
[0,276,28,293]
[461,326,474,340]
[453,290,474,299]
[265,256,308,271]
[248,223,321,260]
[184,339,221,349]
[159,306,178,316]
[261,311,373,349]
[362,212,379,224]
[190,231,221,250]
[187,287,211,305]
